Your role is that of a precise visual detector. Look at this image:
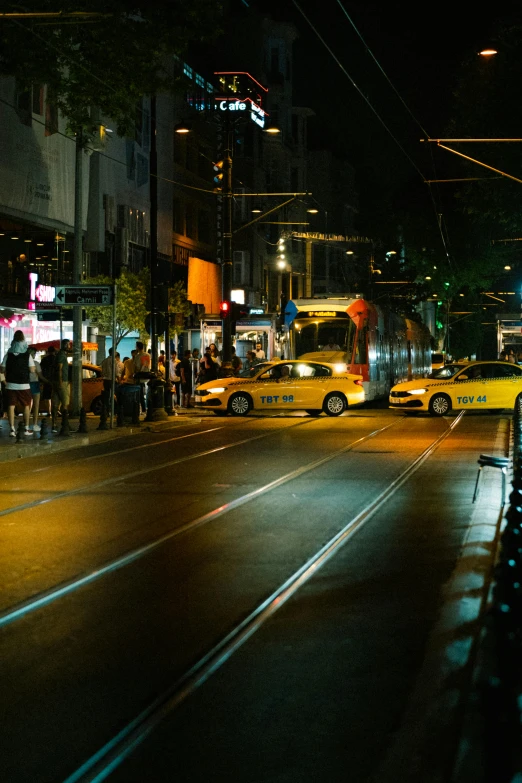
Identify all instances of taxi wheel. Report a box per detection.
[306,410,322,417]
[428,393,451,416]
[323,393,347,417]
[228,393,252,416]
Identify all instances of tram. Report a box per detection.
[283,297,432,402]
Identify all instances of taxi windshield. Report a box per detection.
[430,363,466,379]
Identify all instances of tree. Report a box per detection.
[84,269,148,348]
[0,1,222,135]
[84,270,192,347]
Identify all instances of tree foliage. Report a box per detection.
[84,269,191,346]
[0,1,221,134]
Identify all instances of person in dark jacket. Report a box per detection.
[0,330,35,437]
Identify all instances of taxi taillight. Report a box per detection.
[354,379,363,387]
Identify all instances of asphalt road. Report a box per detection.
[0,407,509,782]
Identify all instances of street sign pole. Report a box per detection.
[72,127,84,416]
[110,285,117,428]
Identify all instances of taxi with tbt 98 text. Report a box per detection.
[389,360,522,416]
[195,360,365,416]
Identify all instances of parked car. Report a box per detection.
[68,363,105,415]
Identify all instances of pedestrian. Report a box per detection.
[508,349,516,364]
[199,347,218,383]
[51,338,71,431]
[231,346,243,375]
[209,343,221,366]
[191,348,200,361]
[158,350,166,368]
[134,341,151,413]
[28,347,48,432]
[244,351,258,373]
[179,349,193,408]
[255,342,265,360]
[323,335,341,350]
[0,330,35,437]
[122,350,136,384]
[169,350,181,406]
[100,348,122,411]
[40,345,56,417]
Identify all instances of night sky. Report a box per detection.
[250,0,522,231]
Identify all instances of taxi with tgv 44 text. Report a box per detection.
[195,359,365,417]
[389,360,522,416]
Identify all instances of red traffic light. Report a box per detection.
[220,300,231,318]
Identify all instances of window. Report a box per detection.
[16,84,31,126]
[32,85,43,115]
[185,205,194,238]
[44,91,58,136]
[183,63,193,79]
[173,199,183,234]
[198,210,210,244]
[195,73,205,87]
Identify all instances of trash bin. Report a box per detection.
[147,377,166,410]
[117,384,141,417]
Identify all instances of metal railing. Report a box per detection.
[482,397,522,781]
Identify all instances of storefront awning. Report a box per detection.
[29,340,98,352]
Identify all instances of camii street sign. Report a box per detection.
[55,285,114,306]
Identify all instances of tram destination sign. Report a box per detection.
[55,285,114,306]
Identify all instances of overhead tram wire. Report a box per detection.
[336,0,430,141]
[292,0,426,183]
[333,1,454,269]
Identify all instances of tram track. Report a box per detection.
[0,416,320,518]
[56,410,465,783]
[0,416,411,629]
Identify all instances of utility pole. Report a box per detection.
[221,114,233,365]
[72,128,84,416]
[149,93,158,373]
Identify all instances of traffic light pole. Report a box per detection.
[221,116,233,366]
[149,93,158,373]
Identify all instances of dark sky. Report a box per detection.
[248,0,522,219]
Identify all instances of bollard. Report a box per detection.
[131,398,141,426]
[16,419,25,442]
[39,417,49,441]
[59,408,71,437]
[77,407,87,433]
[97,404,109,431]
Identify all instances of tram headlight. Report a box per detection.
[408,388,428,395]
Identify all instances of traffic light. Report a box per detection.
[230,302,244,334]
[213,160,224,190]
[220,300,231,319]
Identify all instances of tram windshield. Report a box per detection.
[294,318,356,358]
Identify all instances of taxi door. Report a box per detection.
[290,362,327,407]
[250,364,295,410]
[453,364,502,409]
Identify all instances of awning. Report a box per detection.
[29,340,98,352]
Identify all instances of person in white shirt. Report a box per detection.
[0,330,35,437]
[324,336,341,350]
[255,342,265,360]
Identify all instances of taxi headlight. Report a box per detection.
[408,388,428,395]
[209,387,226,394]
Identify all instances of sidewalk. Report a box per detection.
[0,406,209,464]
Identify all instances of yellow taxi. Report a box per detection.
[389,360,522,416]
[195,360,365,416]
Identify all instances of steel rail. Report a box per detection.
[0,418,405,629]
[0,417,317,519]
[62,411,465,783]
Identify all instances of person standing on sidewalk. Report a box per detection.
[179,349,193,408]
[169,351,181,406]
[28,347,49,432]
[134,341,151,413]
[51,338,71,431]
[0,330,35,437]
[100,348,123,411]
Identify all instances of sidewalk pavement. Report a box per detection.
[0,405,209,464]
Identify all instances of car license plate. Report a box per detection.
[195,394,202,402]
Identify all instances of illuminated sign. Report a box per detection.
[307,311,338,317]
[28,272,56,310]
[216,98,266,129]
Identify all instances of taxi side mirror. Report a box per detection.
[457,374,469,380]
